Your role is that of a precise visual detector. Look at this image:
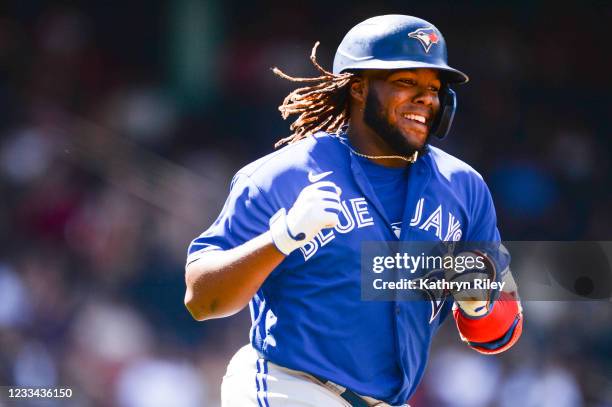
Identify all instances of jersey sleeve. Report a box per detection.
[455,177,522,354]
[465,176,501,242]
[186,173,275,265]
[465,177,510,277]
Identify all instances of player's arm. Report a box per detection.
[448,178,523,354]
[185,180,342,321]
[185,232,284,321]
[449,260,523,354]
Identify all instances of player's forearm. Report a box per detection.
[453,291,523,354]
[185,180,342,321]
[184,231,285,321]
[453,270,523,353]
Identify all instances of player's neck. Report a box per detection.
[346,120,412,168]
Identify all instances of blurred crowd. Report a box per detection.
[0,1,610,406]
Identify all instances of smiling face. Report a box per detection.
[360,68,441,156]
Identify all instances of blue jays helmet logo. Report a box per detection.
[408,27,440,53]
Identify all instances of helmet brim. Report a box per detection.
[338,59,469,84]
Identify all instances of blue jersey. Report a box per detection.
[357,154,409,235]
[188,132,506,405]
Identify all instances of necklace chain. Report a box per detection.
[333,135,419,164]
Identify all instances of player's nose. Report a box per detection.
[412,88,436,106]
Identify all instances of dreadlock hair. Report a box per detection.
[272,42,354,148]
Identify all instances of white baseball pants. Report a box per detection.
[221,345,407,407]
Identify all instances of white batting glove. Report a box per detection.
[445,251,497,318]
[269,181,342,255]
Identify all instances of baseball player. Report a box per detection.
[185,15,523,407]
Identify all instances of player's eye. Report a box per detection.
[429,85,440,93]
[397,79,417,86]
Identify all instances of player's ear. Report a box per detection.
[349,76,367,105]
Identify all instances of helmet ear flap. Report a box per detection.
[431,87,457,139]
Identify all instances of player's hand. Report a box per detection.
[445,251,499,318]
[269,181,342,255]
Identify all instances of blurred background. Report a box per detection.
[0,0,611,406]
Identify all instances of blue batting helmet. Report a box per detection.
[333,15,468,138]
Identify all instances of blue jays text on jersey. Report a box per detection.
[187,132,509,405]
